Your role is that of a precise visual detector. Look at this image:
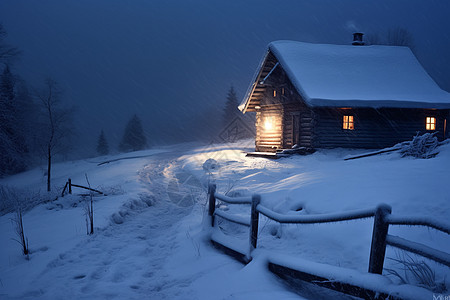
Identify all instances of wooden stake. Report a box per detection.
[208,184,216,227]
[249,194,261,251]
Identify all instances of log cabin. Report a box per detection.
[239,37,450,152]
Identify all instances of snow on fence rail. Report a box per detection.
[257,204,375,224]
[207,183,450,275]
[385,235,450,267]
[386,215,450,234]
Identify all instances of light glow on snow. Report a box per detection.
[1,141,449,298]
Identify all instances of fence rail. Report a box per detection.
[257,204,376,224]
[214,210,250,227]
[214,193,252,204]
[207,183,450,278]
[386,215,450,234]
[61,178,104,197]
[386,235,450,267]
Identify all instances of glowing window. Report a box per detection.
[343,115,354,130]
[264,116,274,130]
[426,117,436,130]
[273,90,277,97]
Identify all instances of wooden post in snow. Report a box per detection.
[368,204,392,274]
[68,178,72,194]
[249,194,261,251]
[61,181,68,197]
[208,184,216,227]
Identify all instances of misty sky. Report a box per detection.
[0,0,449,156]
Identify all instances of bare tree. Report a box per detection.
[364,33,382,46]
[367,27,414,50]
[84,174,94,235]
[387,27,414,50]
[36,78,73,191]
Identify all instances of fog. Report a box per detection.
[1,0,449,157]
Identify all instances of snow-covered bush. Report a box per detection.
[0,185,14,214]
[0,185,30,214]
[0,185,59,215]
[399,133,439,159]
[202,158,219,173]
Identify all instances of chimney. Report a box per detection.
[352,32,364,46]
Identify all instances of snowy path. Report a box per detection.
[22,203,191,299]
[13,156,197,299]
[2,142,449,299]
[1,149,307,299]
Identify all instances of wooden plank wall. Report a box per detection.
[256,64,315,151]
[255,105,284,152]
[282,103,314,149]
[313,108,449,149]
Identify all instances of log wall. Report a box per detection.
[250,51,450,151]
[313,108,449,149]
[255,64,315,152]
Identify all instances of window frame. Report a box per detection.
[426,116,436,131]
[343,115,355,130]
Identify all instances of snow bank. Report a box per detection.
[180,140,450,292]
[0,149,165,298]
[1,141,448,298]
[268,253,432,300]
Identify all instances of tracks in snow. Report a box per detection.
[20,153,203,300]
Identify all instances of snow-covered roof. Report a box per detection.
[239,40,450,111]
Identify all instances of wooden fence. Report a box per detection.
[61,178,104,197]
[207,184,450,298]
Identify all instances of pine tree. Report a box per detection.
[222,86,240,127]
[0,24,20,64]
[219,86,255,142]
[0,26,28,177]
[119,114,147,152]
[0,65,27,176]
[96,130,109,155]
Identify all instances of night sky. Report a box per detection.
[1,0,449,156]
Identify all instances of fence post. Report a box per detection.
[368,204,392,274]
[68,178,72,194]
[249,194,261,252]
[61,181,68,197]
[208,184,216,227]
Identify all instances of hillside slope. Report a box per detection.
[0,141,449,299]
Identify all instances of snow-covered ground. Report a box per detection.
[0,140,449,299]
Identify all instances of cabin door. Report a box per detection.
[292,114,300,147]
